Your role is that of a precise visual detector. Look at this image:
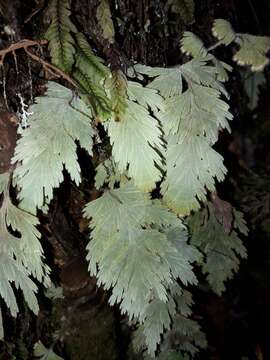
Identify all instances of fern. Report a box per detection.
[13,82,95,213]
[96,0,115,43]
[84,182,199,354]
[180,32,208,58]
[45,0,77,72]
[161,136,227,215]
[188,202,248,294]
[73,33,111,119]
[7,15,263,358]
[0,172,50,338]
[107,82,164,192]
[105,70,128,121]
[212,19,270,71]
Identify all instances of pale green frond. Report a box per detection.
[45,0,77,72]
[180,58,228,96]
[141,292,177,355]
[133,64,183,98]
[84,182,197,322]
[161,136,227,215]
[234,34,270,71]
[180,32,208,58]
[108,100,164,192]
[212,19,236,45]
[0,194,49,322]
[105,70,128,121]
[189,203,247,294]
[96,0,115,43]
[212,57,232,82]
[243,70,266,110]
[13,82,94,213]
[5,198,50,285]
[160,83,232,144]
[133,286,204,357]
[128,81,164,113]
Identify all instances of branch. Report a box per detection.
[24,48,78,88]
[0,39,78,89]
[0,39,47,64]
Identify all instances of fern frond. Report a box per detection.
[0,173,50,337]
[188,203,247,294]
[161,83,232,144]
[96,0,115,43]
[73,67,111,119]
[45,0,77,72]
[75,32,108,81]
[234,34,270,71]
[84,182,198,323]
[180,32,208,58]
[105,70,128,121]
[107,93,164,192]
[212,19,236,46]
[13,82,95,213]
[161,136,227,215]
[133,64,183,98]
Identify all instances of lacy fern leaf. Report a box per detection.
[73,33,111,118]
[161,83,232,144]
[180,32,208,58]
[13,82,94,213]
[189,203,247,294]
[45,0,77,72]
[212,19,236,46]
[84,182,198,322]
[0,173,49,337]
[133,64,183,98]
[161,136,227,215]
[105,70,128,121]
[96,0,115,43]
[107,86,164,191]
[234,34,270,71]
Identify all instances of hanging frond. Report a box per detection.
[45,0,77,72]
[234,34,270,71]
[188,203,247,294]
[84,182,198,327]
[180,32,208,58]
[161,136,227,215]
[13,82,95,213]
[0,173,50,338]
[160,83,232,144]
[107,87,164,192]
[105,70,128,121]
[212,19,236,46]
[133,64,183,98]
[96,0,115,43]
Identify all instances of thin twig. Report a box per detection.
[0,39,48,65]
[24,48,78,88]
